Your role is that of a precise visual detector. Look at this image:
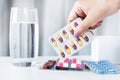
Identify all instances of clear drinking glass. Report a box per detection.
[9,7,39,67]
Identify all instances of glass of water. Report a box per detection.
[9,7,39,67]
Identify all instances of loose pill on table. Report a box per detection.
[58,49,65,58]
[56,34,63,42]
[76,37,83,46]
[64,45,71,54]
[51,38,58,47]
[70,41,77,50]
[74,22,78,27]
[81,33,89,42]
[67,26,74,35]
[62,30,69,39]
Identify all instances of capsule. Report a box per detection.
[62,30,69,39]
[70,41,77,50]
[67,26,74,35]
[58,49,65,58]
[74,22,78,27]
[64,45,71,54]
[81,33,89,42]
[51,38,58,47]
[56,34,63,42]
[76,37,83,46]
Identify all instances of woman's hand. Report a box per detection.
[68,0,120,37]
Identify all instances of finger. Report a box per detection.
[74,11,101,37]
[67,8,85,23]
[89,20,103,29]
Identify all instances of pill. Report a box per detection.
[64,58,69,63]
[72,58,77,64]
[64,45,71,54]
[58,62,63,67]
[58,59,69,68]
[67,26,74,35]
[70,41,77,50]
[71,63,81,69]
[96,69,105,74]
[76,37,83,46]
[62,30,69,39]
[81,33,89,42]
[74,22,78,27]
[58,49,65,58]
[51,38,58,47]
[56,34,63,42]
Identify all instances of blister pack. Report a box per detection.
[83,60,120,74]
[55,58,83,70]
[49,18,95,58]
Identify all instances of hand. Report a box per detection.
[68,0,120,37]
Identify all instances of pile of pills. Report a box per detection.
[83,60,120,74]
[56,58,83,70]
[49,18,94,58]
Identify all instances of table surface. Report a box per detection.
[0,56,120,80]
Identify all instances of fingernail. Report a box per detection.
[74,31,81,37]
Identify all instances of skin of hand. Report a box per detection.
[68,0,120,37]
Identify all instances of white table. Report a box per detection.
[0,56,120,80]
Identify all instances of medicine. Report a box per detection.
[81,33,89,42]
[74,22,78,27]
[42,60,56,69]
[67,26,74,35]
[76,37,83,46]
[70,41,77,50]
[83,60,120,74]
[70,58,82,70]
[56,58,70,70]
[62,30,69,39]
[58,49,65,58]
[49,18,94,58]
[51,38,58,47]
[56,34,63,42]
[64,45,71,54]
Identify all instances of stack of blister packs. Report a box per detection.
[40,58,120,75]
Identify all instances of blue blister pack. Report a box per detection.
[83,60,120,74]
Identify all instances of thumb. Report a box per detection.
[74,12,100,37]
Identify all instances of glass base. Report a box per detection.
[12,62,32,67]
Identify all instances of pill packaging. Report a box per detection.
[56,58,83,70]
[49,18,95,58]
[42,60,57,69]
[83,60,120,74]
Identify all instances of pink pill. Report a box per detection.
[59,62,63,67]
[72,58,76,64]
[64,58,69,63]
[76,64,81,69]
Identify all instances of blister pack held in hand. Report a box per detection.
[49,18,95,58]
